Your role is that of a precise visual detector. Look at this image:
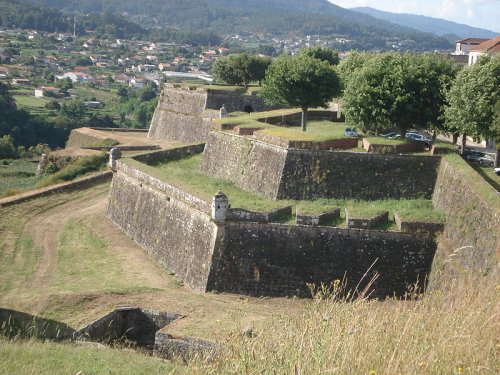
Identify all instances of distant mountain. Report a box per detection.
[31,0,453,51]
[352,7,498,40]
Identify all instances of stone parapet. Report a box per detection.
[296,208,340,226]
[346,210,389,229]
[394,212,444,234]
[227,206,293,223]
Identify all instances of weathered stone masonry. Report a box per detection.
[107,162,219,292]
[210,222,436,298]
[107,159,437,298]
[433,156,500,270]
[147,86,276,143]
[201,131,441,200]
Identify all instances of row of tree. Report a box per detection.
[212,47,499,163]
[340,52,499,162]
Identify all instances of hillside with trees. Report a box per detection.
[30,0,452,51]
[0,1,220,44]
[352,7,498,40]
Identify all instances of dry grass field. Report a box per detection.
[0,182,498,374]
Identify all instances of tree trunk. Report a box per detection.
[432,130,437,142]
[495,147,499,168]
[461,133,467,154]
[452,132,459,145]
[301,107,308,132]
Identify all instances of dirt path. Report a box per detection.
[27,185,110,293]
[0,183,306,340]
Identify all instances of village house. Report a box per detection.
[158,62,172,72]
[73,66,91,74]
[57,72,92,83]
[468,36,500,65]
[33,55,58,68]
[11,78,31,86]
[34,86,59,98]
[129,76,146,88]
[452,38,489,55]
[113,73,130,83]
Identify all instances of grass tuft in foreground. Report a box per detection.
[187,270,499,374]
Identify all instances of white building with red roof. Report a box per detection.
[468,36,500,65]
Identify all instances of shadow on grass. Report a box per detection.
[470,163,500,192]
[0,308,75,340]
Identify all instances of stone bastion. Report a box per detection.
[107,143,439,298]
[147,85,277,143]
[105,85,498,298]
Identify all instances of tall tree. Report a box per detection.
[343,52,456,136]
[248,56,272,86]
[299,46,340,66]
[337,51,373,92]
[212,53,253,88]
[260,54,341,131]
[445,56,500,165]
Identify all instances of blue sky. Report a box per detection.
[330,0,500,31]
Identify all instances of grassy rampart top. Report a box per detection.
[123,156,285,211]
[216,110,354,142]
[166,83,261,95]
[123,155,444,227]
[443,153,500,211]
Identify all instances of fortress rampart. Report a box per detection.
[433,156,500,270]
[201,131,441,200]
[107,153,437,298]
[147,85,276,143]
[107,161,218,292]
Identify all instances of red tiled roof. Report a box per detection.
[456,38,489,44]
[469,36,500,53]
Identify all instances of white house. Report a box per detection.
[34,86,59,98]
[452,38,488,55]
[129,77,146,88]
[468,36,500,65]
[57,72,93,83]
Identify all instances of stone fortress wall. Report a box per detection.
[433,156,500,270]
[201,131,440,200]
[106,86,498,298]
[107,147,438,298]
[147,85,275,143]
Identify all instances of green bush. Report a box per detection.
[0,135,18,159]
[37,153,107,188]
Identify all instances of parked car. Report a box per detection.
[479,154,495,166]
[494,167,500,176]
[464,151,485,162]
[344,127,358,137]
[381,132,401,139]
[405,132,433,146]
[461,146,477,156]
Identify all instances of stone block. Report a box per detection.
[345,209,389,229]
[394,211,444,234]
[296,208,340,226]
